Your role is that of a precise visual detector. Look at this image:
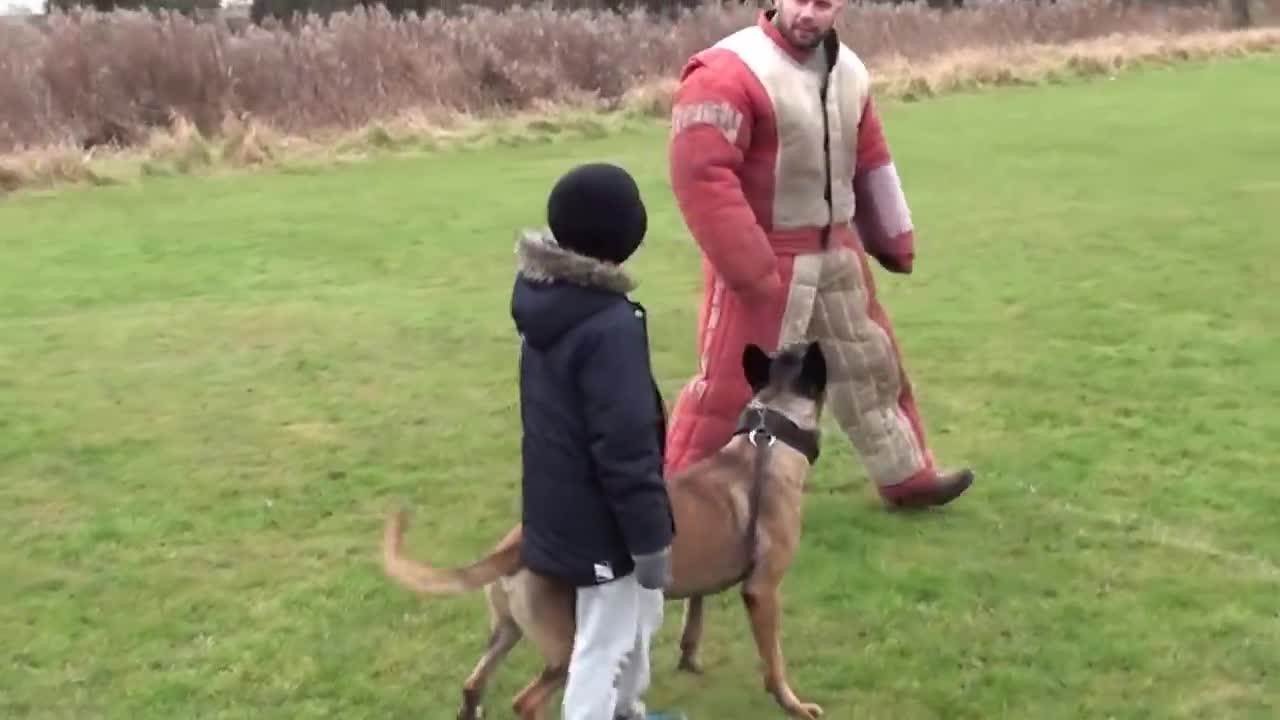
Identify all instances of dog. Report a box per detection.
[380,340,830,720]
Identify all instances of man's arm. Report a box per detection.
[576,313,674,561]
[669,57,782,305]
[852,94,917,274]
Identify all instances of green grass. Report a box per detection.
[3,53,1279,720]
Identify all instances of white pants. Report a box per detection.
[561,573,665,720]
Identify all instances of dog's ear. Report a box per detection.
[799,340,827,396]
[742,343,772,394]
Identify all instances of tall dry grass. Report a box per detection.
[0,0,1277,194]
[0,0,1267,153]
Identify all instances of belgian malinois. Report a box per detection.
[381,340,830,719]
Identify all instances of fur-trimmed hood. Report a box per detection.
[514,228,636,295]
[511,228,641,350]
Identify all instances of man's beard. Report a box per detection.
[794,32,824,49]
[777,18,826,49]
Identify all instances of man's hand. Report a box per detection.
[633,546,672,590]
[873,251,913,275]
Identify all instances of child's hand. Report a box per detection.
[633,546,672,590]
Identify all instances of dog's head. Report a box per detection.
[741,340,828,431]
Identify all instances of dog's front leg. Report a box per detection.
[677,595,705,674]
[742,580,822,719]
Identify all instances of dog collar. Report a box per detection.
[732,406,821,465]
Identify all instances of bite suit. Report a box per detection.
[664,10,974,507]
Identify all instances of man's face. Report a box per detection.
[774,0,843,49]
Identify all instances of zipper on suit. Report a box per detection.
[818,36,836,250]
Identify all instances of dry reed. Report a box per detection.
[0,0,1277,194]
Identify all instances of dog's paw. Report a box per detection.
[456,694,483,720]
[785,701,822,720]
[676,657,703,675]
[772,688,822,720]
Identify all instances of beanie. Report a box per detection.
[546,162,647,265]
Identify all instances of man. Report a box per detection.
[663,0,974,509]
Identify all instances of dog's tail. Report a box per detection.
[381,507,524,596]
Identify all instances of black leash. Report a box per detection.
[732,405,822,583]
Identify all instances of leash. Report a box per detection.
[733,404,821,583]
[741,406,776,582]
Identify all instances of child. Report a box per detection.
[510,162,682,720]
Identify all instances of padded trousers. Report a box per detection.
[664,238,939,489]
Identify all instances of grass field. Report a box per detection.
[3,54,1279,720]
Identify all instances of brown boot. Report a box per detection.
[878,468,974,510]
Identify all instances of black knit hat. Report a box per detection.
[546,162,647,265]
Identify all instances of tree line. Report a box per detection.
[41,0,1259,28]
[43,0,719,21]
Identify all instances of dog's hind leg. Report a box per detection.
[505,570,574,720]
[677,595,705,674]
[457,617,522,720]
[456,581,523,720]
[511,665,567,720]
[742,576,822,720]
